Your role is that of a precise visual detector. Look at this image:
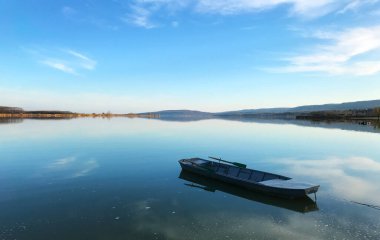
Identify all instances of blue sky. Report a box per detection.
[1,0,380,113]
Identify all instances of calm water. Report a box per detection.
[1,118,380,240]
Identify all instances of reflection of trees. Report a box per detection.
[375,108,380,120]
[374,121,380,130]
[0,118,23,124]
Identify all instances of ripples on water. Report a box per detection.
[0,118,379,240]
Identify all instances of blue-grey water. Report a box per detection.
[1,118,380,240]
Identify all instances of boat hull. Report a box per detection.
[179,159,319,199]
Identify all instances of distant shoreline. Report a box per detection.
[2,113,378,123]
[1,98,379,121]
[0,113,158,119]
[296,116,379,121]
[0,111,379,121]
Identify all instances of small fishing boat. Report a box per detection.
[178,157,319,199]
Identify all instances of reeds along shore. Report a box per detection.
[0,113,159,119]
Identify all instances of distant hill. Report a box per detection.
[141,110,212,116]
[219,108,289,115]
[139,110,213,121]
[217,99,380,116]
[137,100,380,121]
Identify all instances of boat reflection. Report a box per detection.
[179,170,318,213]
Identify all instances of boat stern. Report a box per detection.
[305,185,320,195]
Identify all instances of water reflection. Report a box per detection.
[179,171,318,213]
[39,157,99,179]
[0,118,23,124]
[2,117,380,134]
[271,157,380,206]
[1,118,379,240]
[144,116,380,134]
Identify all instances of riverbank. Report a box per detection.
[0,113,158,119]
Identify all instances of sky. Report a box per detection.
[1,0,380,113]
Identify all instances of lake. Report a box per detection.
[1,118,380,240]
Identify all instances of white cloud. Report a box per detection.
[66,49,97,70]
[41,60,77,74]
[279,61,380,76]
[155,0,347,18]
[196,0,331,16]
[121,0,346,29]
[121,5,157,29]
[277,25,380,75]
[25,47,96,75]
[337,0,379,14]
[61,1,377,31]
[117,0,379,31]
[122,1,189,28]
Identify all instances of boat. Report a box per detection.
[178,157,319,199]
[179,171,318,213]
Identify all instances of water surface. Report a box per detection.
[1,118,379,240]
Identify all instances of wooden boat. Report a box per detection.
[179,171,318,213]
[178,157,319,199]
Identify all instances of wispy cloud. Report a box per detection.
[61,1,377,31]
[195,0,341,17]
[337,0,379,14]
[118,0,352,29]
[121,5,157,29]
[25,47,97,75]
[126,0,349,19]
[66,49,97,70]
[41,60,77,74]
[120,0,189,29]
[275,25,380,75]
